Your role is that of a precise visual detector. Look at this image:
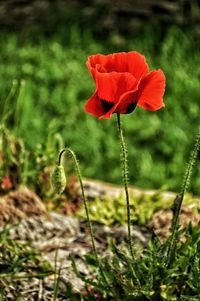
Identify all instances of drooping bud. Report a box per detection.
[51,165,67,194]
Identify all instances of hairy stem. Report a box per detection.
[167,127,200,264]
[58,148,109,289]
[116,114,135,260]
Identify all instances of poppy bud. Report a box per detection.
[51,165,67,194]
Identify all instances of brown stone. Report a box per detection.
[148,204,200,239]
[0,188,48,227]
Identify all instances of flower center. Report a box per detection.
[126,101,137,114]
[100,99,115,111]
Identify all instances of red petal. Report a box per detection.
[87,52,149,80]
[137,69,166,111]
[86,56,107,80]
[87,54,108,70]
[129,52,149,79]
[115,90,138,114]
[84,91,106,117]
[98,101,120,119]
[96,71,137,104]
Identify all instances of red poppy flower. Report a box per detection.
[1,175,12,190]
[85,52,166,119]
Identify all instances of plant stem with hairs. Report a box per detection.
[116,114,135,260]
[116,115,141,286]
[167,127,200,264]
[56,148,110,290]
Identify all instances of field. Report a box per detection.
[0,26,199,194]
[0,21,200,300]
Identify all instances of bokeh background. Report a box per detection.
[0,0,200,194]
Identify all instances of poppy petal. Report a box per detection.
[99,87,139,119]
[86,56,107,80]
[137,69,166,111]
[120,51,149,80]
[87,52,149,80]
[115,90,138,114]
[98,101,120,119]
[85,91,106,117]
[96,71,137,104]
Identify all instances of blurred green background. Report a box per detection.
[0,0,200,194]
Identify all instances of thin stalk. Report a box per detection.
[167,127,200,264]
[58,148,110,290]
[1,80,18,124]
[116,114,135,260]
[14,80,26,135]
[116,115,141,286]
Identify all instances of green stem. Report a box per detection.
[116,114,135,260]
[1,80,17,124]
[167,127,200,264]
[58,148,109,289]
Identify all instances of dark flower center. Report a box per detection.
[100,99,115,111]
[126,101,137,114]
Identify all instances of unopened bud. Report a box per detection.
[51,165,67,194]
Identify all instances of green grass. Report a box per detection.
[0,227,53,300]
[0,26,199,194]
[76,191,200,227]
[78,224,200,301]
